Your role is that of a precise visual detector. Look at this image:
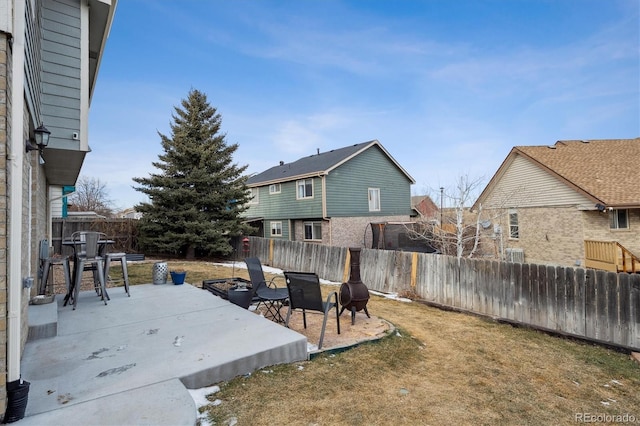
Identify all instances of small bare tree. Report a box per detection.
[406,175,486,262]
[67,176,114,217]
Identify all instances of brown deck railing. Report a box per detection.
[584,240,640,273]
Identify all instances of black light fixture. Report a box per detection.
[26,123,51,153]
[595,203,606,212]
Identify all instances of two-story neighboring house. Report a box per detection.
[243,140,415,248]
[473,138,640,269]
[0,0,116,412]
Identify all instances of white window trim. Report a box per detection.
[508,209,519,240]
[296,178,314,200]
[248,188,259,205]
[368,188,381,212]
[269,183,281,194]
[609,209,629,230]
[303,221,322,241]
[270,221,283,237]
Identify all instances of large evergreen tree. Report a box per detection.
[133,89,252,258]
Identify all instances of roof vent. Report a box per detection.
[279,161,284,166]
[317,148,320,155]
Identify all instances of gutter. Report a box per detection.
[7,0,26,382]
[321,174,331,245]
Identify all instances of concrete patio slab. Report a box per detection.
[19,283,308,425]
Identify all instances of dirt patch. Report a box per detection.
[253,303,393,351]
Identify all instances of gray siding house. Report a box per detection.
[243,140,415,247]
[0,0,116,415]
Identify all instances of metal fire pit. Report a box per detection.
[339,247,371,325]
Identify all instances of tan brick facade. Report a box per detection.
[482,206,640,267]
[0,30,51,416]
[582,209,640,256]
[0,32,9,411]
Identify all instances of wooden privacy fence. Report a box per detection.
[51,218,140,255]
[243,237,640,352]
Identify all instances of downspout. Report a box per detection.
[321,174,331,245]
[48,189,75,246]
[7,0,26,382]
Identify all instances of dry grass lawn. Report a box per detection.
[67,259,640,425]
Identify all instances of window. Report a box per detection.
[270,221,282,237]
[610,209,629,229]
[248,188,259,204]
[304,221,322,241]
[269,183,281,194]
[368,188,381,211]
[296,179,313,199]
[509,209,519,239]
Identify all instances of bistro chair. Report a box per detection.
[283,271,340,350]
[65,231,108,309]
[244,257,289,323]
[38,239,71,297]
[104,249,131,297]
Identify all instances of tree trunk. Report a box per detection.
[186,244,196,259]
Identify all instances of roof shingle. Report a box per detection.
[247,140,414,185]
[515,138,640,206]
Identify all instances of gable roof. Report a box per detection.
[247,140,415,186]
[411,195,439,217]
[475,138,640,209]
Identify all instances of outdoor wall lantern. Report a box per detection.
[25,123,51,153]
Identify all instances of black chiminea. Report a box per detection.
[339,247,370,324]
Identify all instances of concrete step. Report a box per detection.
[27,297,59,341]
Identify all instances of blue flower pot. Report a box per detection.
[170,271,187,285]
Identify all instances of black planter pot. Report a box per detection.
[228,287,253,309]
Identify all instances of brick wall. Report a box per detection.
[0,31,9,413]
[487,206,585,267]
[329,215,410,248]
[290,215,410,248]
[583,209,640,256]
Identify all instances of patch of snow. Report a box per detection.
[188,385,221,426]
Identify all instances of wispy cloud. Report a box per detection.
[88,0,638,208]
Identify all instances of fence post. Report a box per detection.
[411,252,418,288]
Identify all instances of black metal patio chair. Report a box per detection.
[64,231,108,309]
[38,239,71,297]
[283,271,340,350]
[244,257,289,323]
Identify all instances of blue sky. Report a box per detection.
[87,0,639,210]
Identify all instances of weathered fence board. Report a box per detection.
[618,273,630,346]
[584,270,597,340]
[631,274,640,349]
[245,237,640,351]
[572,268,585,336]
[513,263,523,323]
[560,267,571,333]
